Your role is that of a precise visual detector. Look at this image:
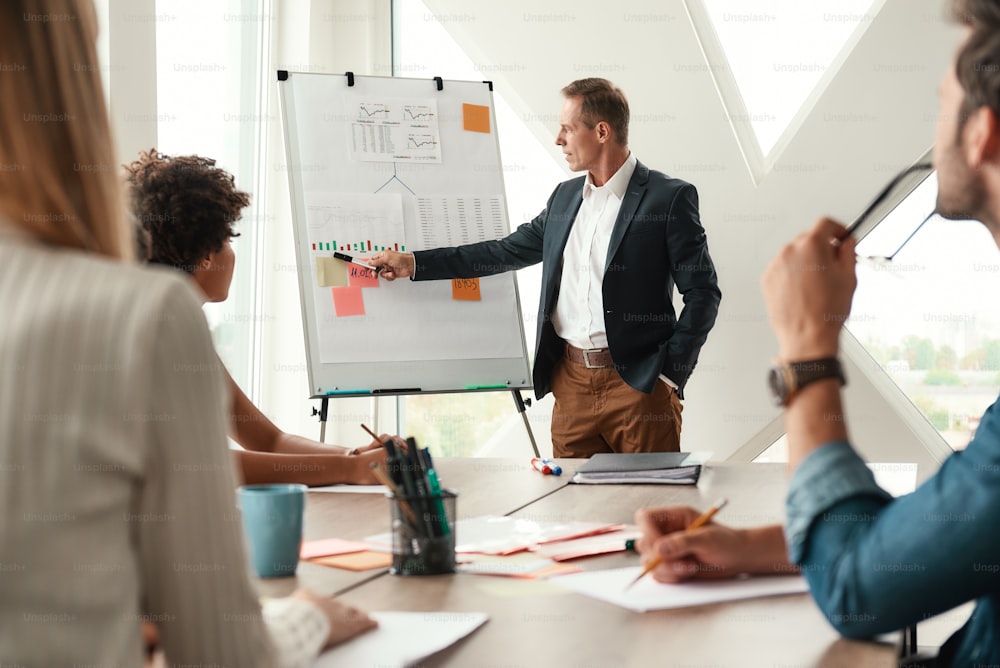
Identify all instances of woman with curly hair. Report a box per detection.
[126,149,399,486]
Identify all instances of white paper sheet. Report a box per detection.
[416,196,507,246]
[313,611,487,667]
[550,567,809,612]
[366,516,623,555]
[309,484,388,494]
[349,97,442,163]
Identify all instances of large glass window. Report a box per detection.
[752,174,995,461]
[848,174,998,451]
[155,0,270,393]
[393,0,565,456]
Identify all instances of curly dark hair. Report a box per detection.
[124,149,249,273]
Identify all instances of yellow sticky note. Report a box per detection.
[462,103,491,133]
[316,256,348,287]
[452,278,481,301]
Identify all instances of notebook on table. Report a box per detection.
[570,453,701,485]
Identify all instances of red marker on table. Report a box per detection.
[530,458,562,476]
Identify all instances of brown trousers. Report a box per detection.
[549,351,683,458]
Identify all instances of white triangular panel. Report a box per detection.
[686,0,884,181]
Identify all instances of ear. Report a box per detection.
[595,120,612,143]
[964,106,999,168]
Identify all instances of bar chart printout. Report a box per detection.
[306,192,407,254]
[305,193,407,359]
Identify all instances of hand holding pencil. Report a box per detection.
[629,499,743,588]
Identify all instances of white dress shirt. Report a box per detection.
[552,152,637,349]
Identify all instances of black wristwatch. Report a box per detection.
[768,357,846,407]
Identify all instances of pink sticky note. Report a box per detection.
[332,286,365,316]
[301,538,369,560]
[347,262,379,288]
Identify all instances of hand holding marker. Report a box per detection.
[531,458,562,476]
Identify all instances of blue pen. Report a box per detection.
[543,459,563,476]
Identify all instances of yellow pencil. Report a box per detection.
[624,498,729,590]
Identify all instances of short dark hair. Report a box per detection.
[951,0,1000,129]
[561,78,630,146]
[124,149,248,273]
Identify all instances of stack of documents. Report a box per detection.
[571,453,701,485]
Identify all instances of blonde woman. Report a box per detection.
[0,1,374,666]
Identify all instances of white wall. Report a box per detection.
[258,0,965,474]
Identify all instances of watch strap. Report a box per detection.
[781,357,845,405]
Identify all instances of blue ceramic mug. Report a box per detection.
[237,484,306,578]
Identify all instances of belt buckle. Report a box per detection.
[582,348,605,369]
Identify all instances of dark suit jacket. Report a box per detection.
[413,160,721,400]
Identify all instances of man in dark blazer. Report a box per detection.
[371,78,721,456]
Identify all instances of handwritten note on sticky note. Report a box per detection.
[316,256,348,287]
[347,262,379,288]
[462,103,491,133]
[452,278,481,301]
[332,286,366,316]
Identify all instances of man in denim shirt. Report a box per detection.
[635,1,1000,665]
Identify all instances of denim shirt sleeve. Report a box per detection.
[784,441,890,564]
[783,400,1000,642]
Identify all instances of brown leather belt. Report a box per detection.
[565,344,613,369]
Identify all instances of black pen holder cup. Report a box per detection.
[388,490,457,576]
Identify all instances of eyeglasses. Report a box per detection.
[841,161,935,266]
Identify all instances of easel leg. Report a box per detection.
[318,397,329,444]
[511,390,540,458]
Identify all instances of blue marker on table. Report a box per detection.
[530,458,562,476]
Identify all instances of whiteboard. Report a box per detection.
[277,71,531,398]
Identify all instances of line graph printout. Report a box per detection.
[417,196,508,248]
[350,97,442,163]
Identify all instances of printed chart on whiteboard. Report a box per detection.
[350,97,442,163]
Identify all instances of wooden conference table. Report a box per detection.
[256,459,896,667]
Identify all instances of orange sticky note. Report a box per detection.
[332,286,365,316]
[347,262,379,288]
[452,278,481,301]
[462,103,491,133]
[301,538,369,560]
[311,550,393,571]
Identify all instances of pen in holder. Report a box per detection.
[388,489,456,576]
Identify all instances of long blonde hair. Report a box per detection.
[0,0,131,259]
